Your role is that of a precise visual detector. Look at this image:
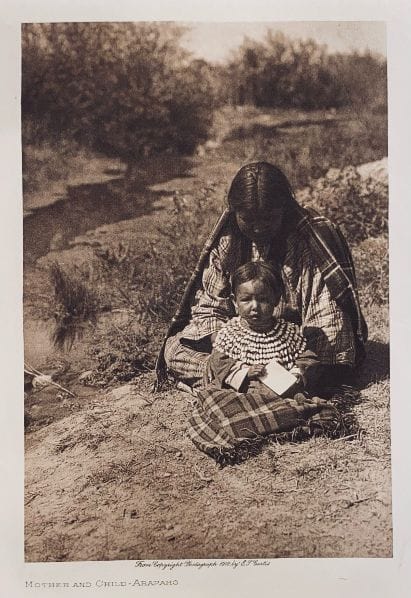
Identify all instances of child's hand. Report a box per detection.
[290,366,303,385]
[248,364,266,379]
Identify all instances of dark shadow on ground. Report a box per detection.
[225,117,347,142]
[303,327,389,391]
[104,168,125,176]
[24,155,195,264]
[357,339,390,389]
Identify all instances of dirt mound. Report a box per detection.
[356,157,388,185]
[25,372,392,561]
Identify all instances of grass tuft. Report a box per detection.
[50,262,100,349]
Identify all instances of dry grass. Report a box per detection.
[25,357,391,560]
[49,262,100,349]
[23,142,104,195]
[212,107,387,189]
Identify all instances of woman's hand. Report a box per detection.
[247,364,266,379]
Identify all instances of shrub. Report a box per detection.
[49,262,101,349]
[224,30,386,111]
[22,23,215,162]
[298,165,388,245]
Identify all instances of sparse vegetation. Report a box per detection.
[299,165,388,244]
[353,237,389,307]
[90,322,156,385]
[42,122,388,383]
[216,108,388,189]
[49,262,101,349]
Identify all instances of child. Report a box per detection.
[206,261,320,393]
[187,261,340,464]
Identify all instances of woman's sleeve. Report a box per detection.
[300,252,356,367]
[187,240,236,340]
[294,349,322,389]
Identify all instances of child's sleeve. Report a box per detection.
[208,350,249,391]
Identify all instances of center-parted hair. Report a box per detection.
[227,162,295,214]
[231,261,284,300]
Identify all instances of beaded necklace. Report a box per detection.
[214,316,306,369]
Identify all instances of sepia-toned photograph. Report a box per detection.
[22,20,391,561]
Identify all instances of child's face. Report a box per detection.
[233,278,280,332]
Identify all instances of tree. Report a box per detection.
[22,22,216,162]
[224,29,386,110]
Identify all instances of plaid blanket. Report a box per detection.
[187,384,343,465]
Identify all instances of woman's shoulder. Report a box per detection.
[296,206,344,238]
[288,205,350,265]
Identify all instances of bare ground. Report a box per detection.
[25,368,391,561]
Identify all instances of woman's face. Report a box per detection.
[235,207,285,242]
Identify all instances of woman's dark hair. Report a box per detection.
[227,162,295,214]
[231,261,284,299]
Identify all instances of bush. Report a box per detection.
[224,30,387,111]
[298,165,388,245]
[49,262,101,349]
[22,23,215,161]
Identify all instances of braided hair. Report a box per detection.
[227,162,295,214]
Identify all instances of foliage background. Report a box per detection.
[22,23,386,162]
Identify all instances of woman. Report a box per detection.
[156,161,367,392]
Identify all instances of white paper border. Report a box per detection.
[1,1,410,596]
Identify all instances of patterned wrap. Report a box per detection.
[187,386,343,465]
[214,316,306,368]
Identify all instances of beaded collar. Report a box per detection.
[214,316,306,369]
